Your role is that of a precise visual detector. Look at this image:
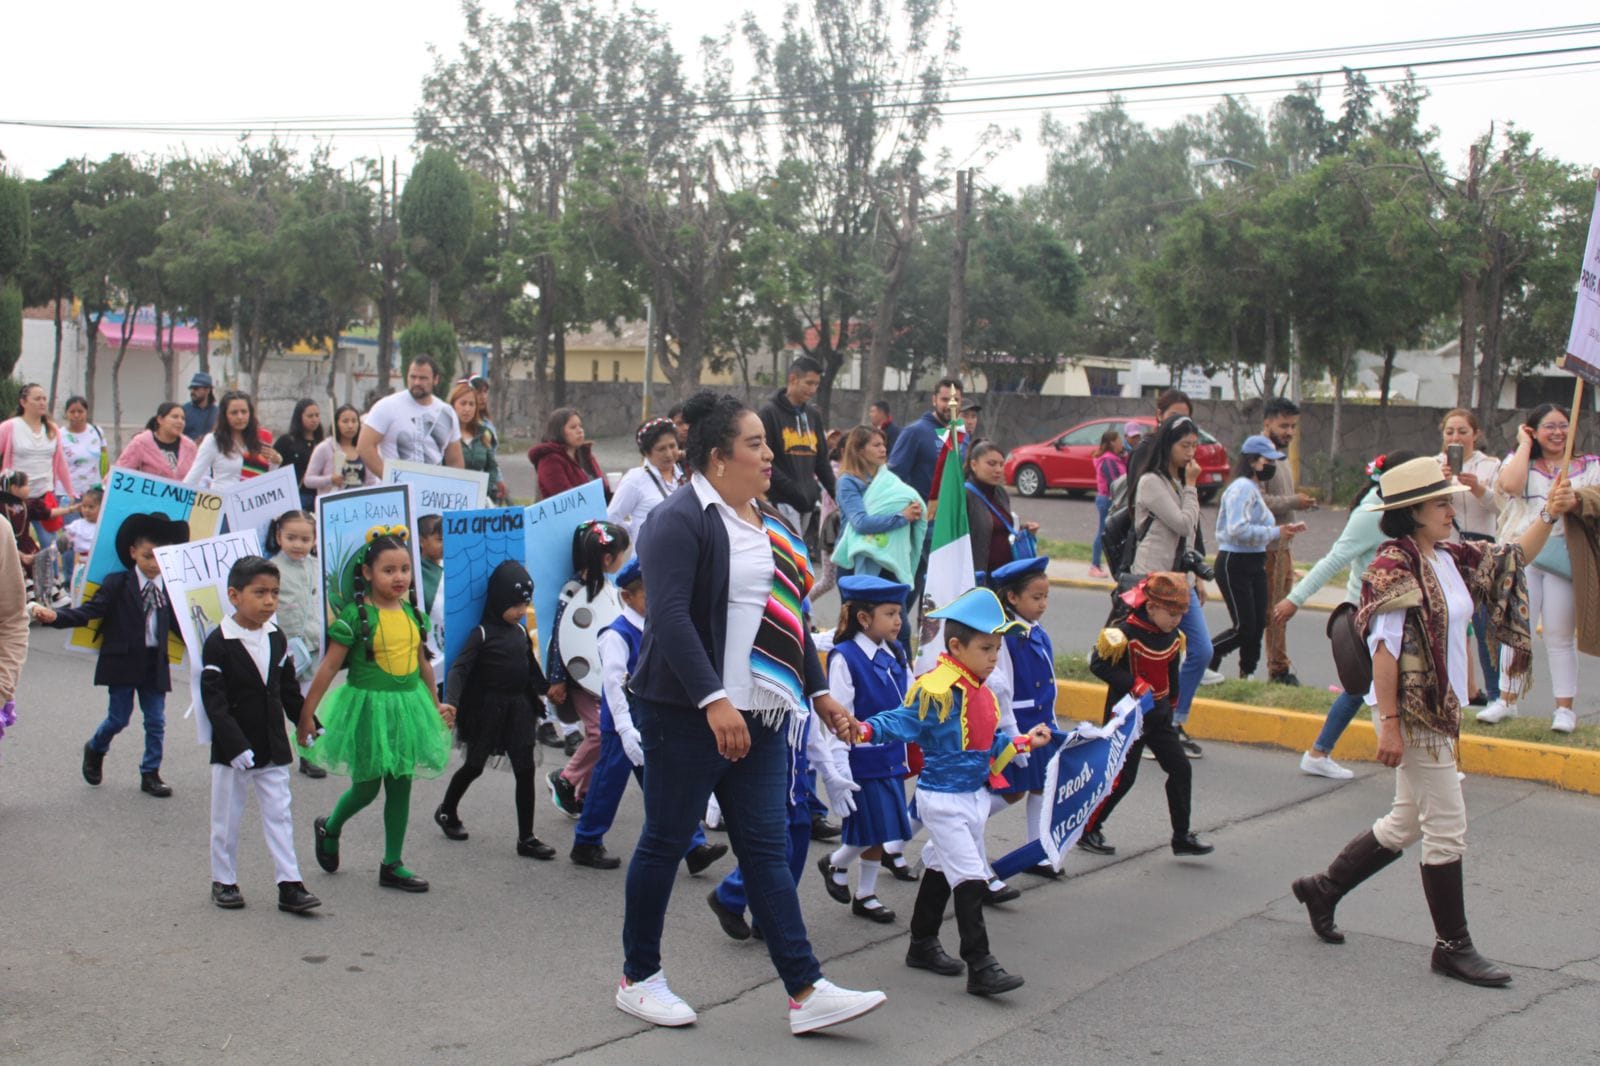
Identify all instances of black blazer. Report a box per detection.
[200,626,305,767]
[47,570,178,690]
[628,480,827,711]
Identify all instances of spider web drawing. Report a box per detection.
[442,507,527,681]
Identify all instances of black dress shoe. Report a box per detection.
[905,936,964,976]
[1269,672,1302,687]
[816,856,852,903]
[570,843,622,869]
[1078,829,1116,856]
[81,743,104,786]
[967,962,1025,996]
[851,896,896,923]
[434,804,469,841]
[683,842,729,875]
[1175,726,1203,759]
[140,772,172,797]
[378,862,429,892]
[537,720,564,748]
[517,836,557,860]
[707,889,752,940]
[277,881,322,913]
[810,815,842,842]
[1171,832,1215,856]
[1021,862,1063,880]
[984,884,1021,906]
[880,853,919,881]
[211,882,244,909]
[298,757,327,779]
[313,816,339,873]
[1468,691,1490,708]
[562,731,582,758]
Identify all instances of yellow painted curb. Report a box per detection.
[1054,680,1600,797]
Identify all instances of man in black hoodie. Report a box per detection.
[759,355,838,556]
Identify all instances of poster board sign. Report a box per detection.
[1561,179,1600,386]
[70,468,224,653]
[221,466,300,547]
[383,459,488,517]
[314,484,424,648]
[524,482,607,670]
[154,531,263,745]
[441,507,528,684]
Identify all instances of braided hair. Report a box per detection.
[352,529,424,663]
[572,519,629,599]
[264,508,315,555]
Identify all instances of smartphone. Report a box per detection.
[1446,443,1464,474]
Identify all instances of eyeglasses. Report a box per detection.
[1538,422,1570,432]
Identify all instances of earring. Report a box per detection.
[716,463,726,478]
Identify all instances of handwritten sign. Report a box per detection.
[441,506,528,682]
[314,484,424,646]
[383,459,487,517]
[221,466,300,547]
[155,531,263,744]
[1562,179,1600,385]
[525,482,607,669]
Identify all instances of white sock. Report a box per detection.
[883,839,905,858]
[558,719,580,737]
[988,791,1010,816]
[829,844,864,879]
[988,878,1006,892]
[1024,792,1044,844]
[856,861,881,899]
[705,794,722,827]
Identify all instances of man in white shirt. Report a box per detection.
[357,357,465,478]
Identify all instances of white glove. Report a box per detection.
[619,726,645,768]
[230,749,256,771]
[816,757,860,818]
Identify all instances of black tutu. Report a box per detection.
[457,689,539,763]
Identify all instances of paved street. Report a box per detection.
[4,624,1598,1063]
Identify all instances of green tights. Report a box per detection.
[322,775,415,873]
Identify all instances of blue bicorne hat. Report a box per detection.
[988,556,1050,588]
[928,587,1025,635]
[615,556,643,589]
[837,574,910,606]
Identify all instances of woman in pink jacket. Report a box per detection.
[115,402,198,480]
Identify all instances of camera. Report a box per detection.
[1176,549,1215,583]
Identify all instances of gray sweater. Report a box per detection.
[1132,472,1201,585]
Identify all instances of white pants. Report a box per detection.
[915,789,991,887]
[210,763,301,885]
[1372,732,1467,867]
[1501,566,1577,700]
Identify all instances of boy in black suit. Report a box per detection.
[201,556,319,913]
[32,512,188,797]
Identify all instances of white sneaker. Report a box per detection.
[1552,708,1577,733]
[1476,698,1517,724]
[1299,751,1355,780]
[788,978,887,1035]
[616,971,697,1027]
[1200,669,1225,686]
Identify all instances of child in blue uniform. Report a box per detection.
[853,588,1054,997]
[570,558,727,874]
[817,575,913,923]
[987,557,1061,879]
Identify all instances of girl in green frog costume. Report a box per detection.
[297,526,455,892]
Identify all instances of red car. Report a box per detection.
[1004,416,1230,501]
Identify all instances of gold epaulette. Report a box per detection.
[1177,631,1186,657]
[906,659,961,723]
[1095,628,1128,664]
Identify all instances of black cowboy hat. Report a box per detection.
[115,512,190,568]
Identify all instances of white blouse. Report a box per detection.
[184,435,247,489]
[607,463,682,548]
[1365,547,1473,708]
[9,419,59,498]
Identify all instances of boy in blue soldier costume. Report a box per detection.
[570,557,728,873]
[853,587,1054,996]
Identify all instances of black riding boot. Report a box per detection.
[1420,861,1511,987]
[1291,829,1403,944]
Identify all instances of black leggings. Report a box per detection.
[440,745,538,839]
[1086,702,1191,837]
[1210,549,1268,678]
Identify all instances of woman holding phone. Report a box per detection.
[1436,410,1501,708]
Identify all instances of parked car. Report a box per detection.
[1004,415,1230,502]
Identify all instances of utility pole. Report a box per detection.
[642,297,655,420]
[945,169,972,378]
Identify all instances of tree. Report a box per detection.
[0,172,29,382]
[23,161,92,407]
[281,156,375,402]
[399,319,459,391]
[399,147,473,323]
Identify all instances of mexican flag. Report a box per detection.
[915,420,976,674]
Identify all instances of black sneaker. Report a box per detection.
[1171,832,1215,856]
[211,882,244,909]
[298,757,327,779]
[683,842,728,875]
[140,771,173,797]
[707,888,751,940]
[516,836,557,860]
[1269,672,1302,687]
[1176,726,1203,759]
[277,881,321,913]
[905,936,964,976]
[967,962,1025,996]
[810,815,842,842]
[81,742,104,786]
[1078,829,1116,856]
[570,843,622,869]
[547,770,581,819]
[536,720,563,748]
[433,804,468,841]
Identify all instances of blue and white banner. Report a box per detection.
[991,691,1148,878]
[440,506,527,683]
[524,482,608,670]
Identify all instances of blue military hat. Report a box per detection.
[615,556,643,588]
[837,574,911,606]
[989,556,1050,588]
[928,587,1024,635]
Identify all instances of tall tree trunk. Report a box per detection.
[81,309,102,416]
[1458,273,1480,410]
[1477,231,1508,431]
[47,288,64,410]
[861,172,920,423]
[428,279,440,322]
[1328,356,1346,502]
[1260,308,1277,398]
[325,327,342,405]
[1379,343,1396,408]
[111,303,136,453]
[945,169,971,379]
[196,297,212,375]
[1228,324,1242,403]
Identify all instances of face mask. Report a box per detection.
[1256,462,1277,482]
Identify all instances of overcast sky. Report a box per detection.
[3,0,1595,195]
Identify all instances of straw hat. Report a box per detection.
[1373,457,1468,511]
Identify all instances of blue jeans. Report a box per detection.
[575,730,708,854]
[92,682,167,774]
[715,799,812,926]
[1313,690,1365,756]
[622,695,823,996]
[1091,495,1112,568]
[1175,588,1213,726]
[1473,603,1499,699]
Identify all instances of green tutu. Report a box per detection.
[302,676,451,780]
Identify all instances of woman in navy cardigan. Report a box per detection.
[615,391,887,1037]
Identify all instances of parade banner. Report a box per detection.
[221,466,299,546]
[441,506,527,683]
[991,690,1148,878]
[154,531,262,745]
[383,459,488,517]
[314,484,424,647]
[1560,177,1600,385]
[69,468,224,653]
[524,482,607,669]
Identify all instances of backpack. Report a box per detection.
[1102,505,1153,580]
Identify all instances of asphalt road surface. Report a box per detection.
[4,616,1598,1062]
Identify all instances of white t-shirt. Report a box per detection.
[7,418,58,498]
[364,391,460,465]
[62,517,97,558]
[60,425,107,498]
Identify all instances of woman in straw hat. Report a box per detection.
[1290,456,1573,987]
